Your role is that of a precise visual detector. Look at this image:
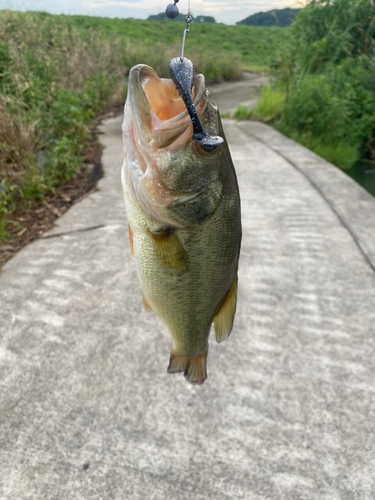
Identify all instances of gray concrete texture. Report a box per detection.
[1,107,375,499]
[209,72,268,113]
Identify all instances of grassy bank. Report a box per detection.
[56,14,290,74]
[235,0,375,171]
[0,10,287,241]
[0,10,127,239]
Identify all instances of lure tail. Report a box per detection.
[168,348,208,385]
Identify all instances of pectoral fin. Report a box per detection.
[150,228,188,270]
[214,276,238,344]
[168,348,208,385]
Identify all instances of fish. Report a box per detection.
[121,63,242,385]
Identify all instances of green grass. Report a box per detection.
[234,85,285,122]
[0,9,287,241]
[0,10,128,238]
[56,14,290,73]
[235,0,375,171]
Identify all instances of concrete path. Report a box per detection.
[209,72,267,113]
[1,114,375,500]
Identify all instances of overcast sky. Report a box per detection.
[1,0,300,25]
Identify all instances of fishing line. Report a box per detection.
[181,12,193,60]
[166,0,193,60]
[181,0,193,60]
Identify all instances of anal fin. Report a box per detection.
[214,276,238,344]
[168,348,208,385]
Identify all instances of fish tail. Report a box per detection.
[168,348,208,385]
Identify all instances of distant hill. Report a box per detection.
[148,13,216,23]
[194,15,216,24]
[237,8,301,27]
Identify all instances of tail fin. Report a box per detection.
[168,349,208,385]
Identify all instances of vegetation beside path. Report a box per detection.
[236,0,375,171]
[0,9,287,243]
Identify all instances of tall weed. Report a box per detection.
[0,10,129,235]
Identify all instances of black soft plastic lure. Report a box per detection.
[168,57,224,151]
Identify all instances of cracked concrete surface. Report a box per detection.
[0,113,375,500]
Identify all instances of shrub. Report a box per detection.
[236,0,375,170]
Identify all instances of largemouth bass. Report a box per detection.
[121,63,242,385]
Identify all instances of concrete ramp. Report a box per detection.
[1,117,375,500]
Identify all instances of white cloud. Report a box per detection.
[1,0,298,24]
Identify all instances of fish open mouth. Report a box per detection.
[143,74,187,122]
[126,64,211,149]
[141,67,206,124]
[128,65,206,125]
